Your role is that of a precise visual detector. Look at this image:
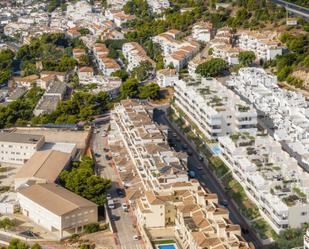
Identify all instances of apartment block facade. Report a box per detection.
[238,31,282,61]
[174,78,257,140]
[0,133,45,164]
[218,134,309,234]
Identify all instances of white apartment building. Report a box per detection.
[188,58,202,80]
[174,78,257,140]
[152,30,199,71]
[78,67,94,84]
[152,29,182,56]
[156,68,178,88]
[110,99,188,191]
[147,0,170,14]
[211,45,240,65]
[227,67,309,172]
[238,31,282,61]
[192,21,213,42]
[165,43,200,71]
[18,183,98,239]
[0,133,45,164]
[122,42,154,71]
[105,10,135,27]
[218,133,309,234]
[92,43,121,76]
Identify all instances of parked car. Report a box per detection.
[132,235,140,241]
[220,199,228,207]
[196,165,203,170]
[111,215,119,221]
[107,193,112,200]
[182,144,188,150]
[188,170,196,178]
[108,199,115,209]
[116,188,125,197]
[122,203,128,211]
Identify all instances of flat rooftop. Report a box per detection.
[46,80,66,95]
[14,128,90,150]
[0,132,44,144]
[35,95,61,113]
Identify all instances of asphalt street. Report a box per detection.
[91,118,143,249]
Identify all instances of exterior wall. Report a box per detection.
[193,31,210,42]
[17,193,62,232]
[288,205,309,228]
[174,79,257,140]
[61,206,98,230]
[157,75,178,88]
[17,193,98,238]
[0,138,44,164]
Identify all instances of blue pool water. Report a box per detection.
[158,245,176,249]
[211,145,221,155]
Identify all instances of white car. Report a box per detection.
[132,235,140,241]
[107,193,112,200]
[122,203,128,211]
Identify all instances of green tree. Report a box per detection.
[8,239,29,249]
[0,69,11,85]
[0,49,14,69]
[120,77,139,98]
[21,61,38,76]
[111,69,129,81]
[58,55,77,72]
[123,0,149,17]
[238,51,256,66]
[79,28,91,36]
[60,157,112,205]
[79,54,91,66]
[84,223,100,233]
[0,217,15,230]
[31,244,42,249]
[131,60,154,81]
[196,58,228,77]
[139,82,160,99]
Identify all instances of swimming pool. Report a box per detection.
[211,144,221,155]
[157,245,176,249]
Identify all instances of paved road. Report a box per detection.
[271,0,309,19]
[152,107,263,249]
[91,120,143,249]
